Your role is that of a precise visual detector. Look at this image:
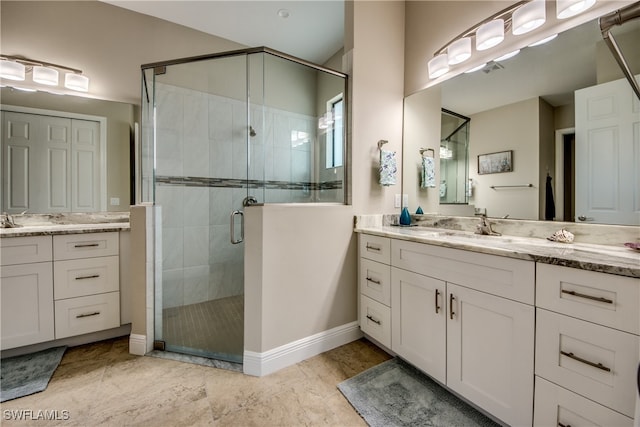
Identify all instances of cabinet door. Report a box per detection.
[534,376,633,427]
[447,283,535,427]
[391,267,446,383]
[0,262,54,349]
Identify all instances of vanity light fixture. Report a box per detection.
[556,0,596,19]
[494,49,521,61]
[476,19,505,51]
[512,0,546,35]
[0,54,90,93]
[32,66,59,86]
[428,53,450,79]
[0,60,26,81]
[447,37,472,65]
[528,33,558,46]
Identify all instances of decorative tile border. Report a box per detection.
[156,175,342,191]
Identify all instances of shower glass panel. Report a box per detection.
[141,48,347,364]
[440,109,470,205]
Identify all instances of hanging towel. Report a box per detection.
[379,150,397,186]
[420,156,436,188]
[439,181,447,198]
[545,174,556,220]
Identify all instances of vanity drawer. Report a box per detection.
[392,239,535,304]
[535,309,639,417]
[534,376,633,427]
[360,258,391,306]
[54,291,120,339]
[0,236,52,266]
[360,294,391,348]
[536,263,639,335]
[359,234,391,265]
[54,256,119,299]
[53,232,119,261]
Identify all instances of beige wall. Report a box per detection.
[0,1,244,105]
[469,98,540,220]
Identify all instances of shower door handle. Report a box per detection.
[230,210,244,244]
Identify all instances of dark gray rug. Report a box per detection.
[1,346,66,402]
[338,358,501,427]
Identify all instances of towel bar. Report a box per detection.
[490,184,533,189]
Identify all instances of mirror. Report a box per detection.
[403,15,640,225]
[440,109,470,205]
[0,87,135,214]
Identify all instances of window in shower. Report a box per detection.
[325,95,344,169]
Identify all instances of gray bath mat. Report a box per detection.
[338,358,501,427]
[1,346,66,402]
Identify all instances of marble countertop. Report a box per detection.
[355,225,640,278]
[0,212,130,237]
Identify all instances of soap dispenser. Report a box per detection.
[400,207,411,226]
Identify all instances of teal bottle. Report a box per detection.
[416,206,424,214]
[399,207,411,225]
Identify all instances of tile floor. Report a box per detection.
[0,336,391,426]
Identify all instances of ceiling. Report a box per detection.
[103,0,345,65]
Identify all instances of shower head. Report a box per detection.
[249,126,257,137]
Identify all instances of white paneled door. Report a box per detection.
[575,76,640,225]
[1,111,101,213]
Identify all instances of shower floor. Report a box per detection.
[162,295,244,362]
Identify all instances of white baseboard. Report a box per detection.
[243,321,363,377]
[129,333,147,356]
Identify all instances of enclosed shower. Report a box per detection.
[139,48,347,363]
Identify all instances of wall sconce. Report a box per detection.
[0,55,90,93]
[427,0,595,80]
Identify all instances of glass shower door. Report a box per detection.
[150,53,252,363]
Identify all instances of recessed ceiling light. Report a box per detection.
[277,9,290,19]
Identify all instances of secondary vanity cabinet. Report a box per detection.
[390,239,535,427]
[534,263,639,426]
[0,236,55,348]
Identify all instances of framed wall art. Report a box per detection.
[478,150,513,175]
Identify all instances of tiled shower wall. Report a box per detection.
[154,83,330,308]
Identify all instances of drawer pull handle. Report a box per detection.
[558,423,571,427]
[560,351,611,372]
[435,289,441,314]
[365,245,381,252]
[449,294,455,319]
[76,311,101,319]
[75,274,100,280]
[74,243,100,248]
[561,289,613,304]
[366,277,381,285]
[366,315,381,325]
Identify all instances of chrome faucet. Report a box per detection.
[1,212,16,228]
[475,215,501,236]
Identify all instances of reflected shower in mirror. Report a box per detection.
[440,109,470,205]
[403,15,640,225]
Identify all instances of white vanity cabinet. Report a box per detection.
[0,231,123,350]
[358,234,392,348]
[534,263,639,426]
[389,239,535,427]
[0,236,54,349]
[53,232,120,339]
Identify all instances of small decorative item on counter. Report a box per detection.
[623,242,640,251]
[416,206,424,214]
[399,207,411,226]
[547,228,574,243]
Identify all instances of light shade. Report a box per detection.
[512,0,546,35]
[0,61,26,81]
[64,73,89,92]
[494,50,521,61]
[33,66,59,86]
[428,54,449,79]
[476,19,505,51]
[528,33,558,47]
[465,63,487,73]
[447,37,472,65]
[556,0,596,19]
